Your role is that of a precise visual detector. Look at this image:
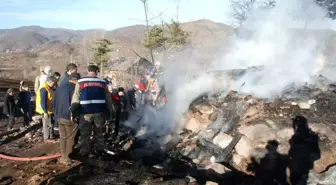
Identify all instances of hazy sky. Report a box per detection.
[0,0,232,30]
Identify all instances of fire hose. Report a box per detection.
[0,153,61,161]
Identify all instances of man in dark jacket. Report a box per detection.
[59,63,77,86]
[53,72,61,90]
[52,71,61,131]
[3,88,16,131]
[126,84,139,111]
[52,73,81,166]
[17,85,31,128]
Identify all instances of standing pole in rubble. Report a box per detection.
[140,0,155,63]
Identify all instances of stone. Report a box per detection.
[205,163,227,174]
[181,146,193,156]
[314,150,336,173]
[212,132,233,149]
[186,176,197,183]
[205,181,218,185]
[192,159,200,164]
[199,129,217,140]
[238,124,276,142]
[308,165,336,185]
[32,116,42,124]
[184,118,201,132]
[194,104,214,115]
[235,136,254,158]
[308,99,316,105]
[232,154,245,168]
[276,128,294,140]
[297,102,311,109]
[28,174,45,185]
[319,86,329,92]
[265,120,277,129]
[310,124,336,141]
[25,132,33,140]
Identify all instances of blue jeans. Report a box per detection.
[20,105,31,127]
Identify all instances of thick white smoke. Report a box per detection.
[217,0,334,98]
[130,0,336,139]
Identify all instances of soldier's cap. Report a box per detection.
[7,88,14,93]
[70,72,81,80]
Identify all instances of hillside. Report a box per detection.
[0,19,235,80]
[0,19,335,80]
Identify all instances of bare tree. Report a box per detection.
[230,0,334,26]
[229,0,276,26]
[229,0,255,26]
[140,0,155,63]
[316,0,336,20]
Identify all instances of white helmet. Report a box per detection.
[44,66,52,75]
[134,84,139,90]
[155,61,161,66]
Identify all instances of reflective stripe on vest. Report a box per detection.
[78,77,106,114]
[78,78,106,83]
[80,100,106,104]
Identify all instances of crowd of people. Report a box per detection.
[2,62,140,167]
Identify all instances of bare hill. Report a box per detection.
[0,19,334,81]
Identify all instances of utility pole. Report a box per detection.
[140,0,155,63]
[176,0,181,22]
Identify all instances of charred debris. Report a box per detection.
[47,67,336,185]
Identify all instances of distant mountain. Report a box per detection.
[0,26,87,51]
[0,19,334,81]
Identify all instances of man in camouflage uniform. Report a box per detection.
[71,64,114,157]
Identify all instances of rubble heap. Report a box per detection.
[173,83,336,184]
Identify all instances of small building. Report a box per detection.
[111,57,154,76]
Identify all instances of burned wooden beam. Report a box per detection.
[0,128,20,138]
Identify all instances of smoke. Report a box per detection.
[215,0,335,98]
[131,0,336,139]
[135,70,218,138]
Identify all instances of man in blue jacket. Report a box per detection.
[59,63,78,86]
[52,72,81,166]
[18,84,31,128]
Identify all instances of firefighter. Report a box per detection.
[70,64,114,158]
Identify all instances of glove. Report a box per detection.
[43,113,49,118]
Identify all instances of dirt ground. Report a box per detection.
[0,118,79,185]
